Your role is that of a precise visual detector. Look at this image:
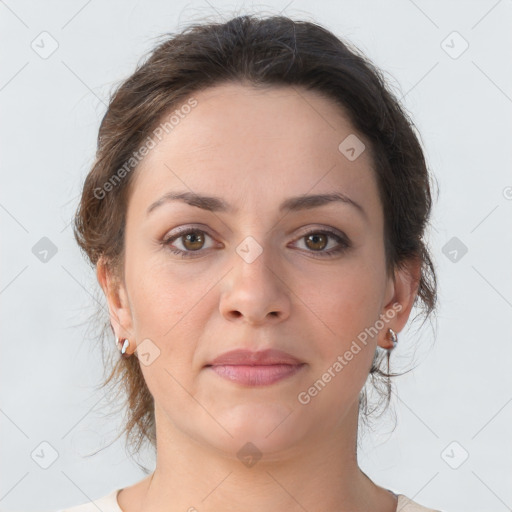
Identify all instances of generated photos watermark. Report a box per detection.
[93,97,198,200]
[297,302,402,405]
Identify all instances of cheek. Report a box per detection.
[307,255,386,379]
[124,252,219,382]
[128,274,184,339]
[125,245,206,337]
[127,262,207,403]
[299,269,382,417]
[313,257,385,332]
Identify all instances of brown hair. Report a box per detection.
[74,13,438,465]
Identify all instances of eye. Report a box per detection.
[291,228,351,257]
[161,226,351,259]
[162,227,216,258]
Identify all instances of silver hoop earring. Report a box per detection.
[117,338,130,358]
[387,328,398,351]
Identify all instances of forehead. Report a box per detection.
[128,82,379,220]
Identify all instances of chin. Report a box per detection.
[203,402,311,460]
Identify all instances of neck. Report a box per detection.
[130,400,397,512]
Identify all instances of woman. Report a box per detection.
[62,13,441,512]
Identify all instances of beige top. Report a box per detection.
[56,487,443,511]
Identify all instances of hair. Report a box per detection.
[73,13,438,466]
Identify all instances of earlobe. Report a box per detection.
[379,257,421,349]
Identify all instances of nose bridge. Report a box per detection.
[219,233,291,324]
[236,235,276,285]
[234,233,281,293]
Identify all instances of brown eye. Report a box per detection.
[292,229,351,258]
[181,230,205,251]
[162,228,216,258]
[304,233,328,251]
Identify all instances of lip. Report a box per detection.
[206,348,303,366]
[204,349,305,387]
[207,364,304,386]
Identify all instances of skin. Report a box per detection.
[98,82,420,512]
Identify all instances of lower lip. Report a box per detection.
[207,364,305,386]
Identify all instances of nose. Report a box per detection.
[219,239,292,326]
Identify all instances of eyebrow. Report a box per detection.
[146,191,366,219]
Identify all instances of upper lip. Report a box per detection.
[206,349,303,366]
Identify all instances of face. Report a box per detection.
[101,83,416,460]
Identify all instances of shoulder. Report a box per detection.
[54,488,122,512]
[396,493,445,512]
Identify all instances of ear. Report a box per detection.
[96,257,134,351]
[378,256,421,350]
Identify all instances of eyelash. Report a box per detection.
[161,226,351,259]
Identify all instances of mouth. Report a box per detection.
[204,348,305,386]
[205,363,305,386]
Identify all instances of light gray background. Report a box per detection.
[1,1,511,511]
